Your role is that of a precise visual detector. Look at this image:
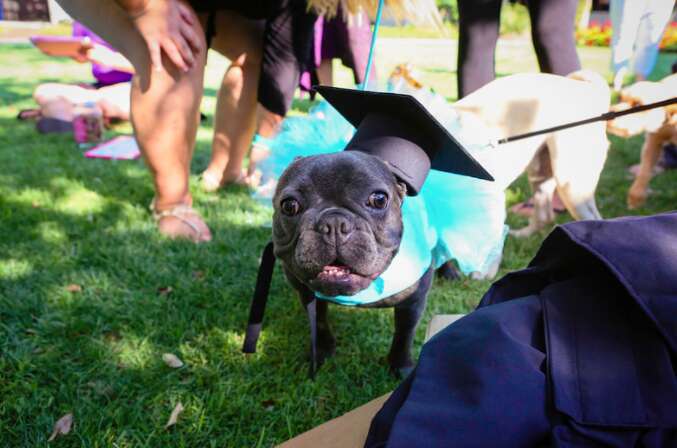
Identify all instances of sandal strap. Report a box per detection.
[149,199,203,239]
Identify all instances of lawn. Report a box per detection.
[0,40,675,447]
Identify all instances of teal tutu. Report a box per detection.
[254,86,507,304]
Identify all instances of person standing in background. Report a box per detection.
[456,0,581,98]
[55,0,315,243]
[457,0,581,217]
[610,0,675,90]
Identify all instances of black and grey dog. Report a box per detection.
[242,86,492,378]
[271,151,433,378]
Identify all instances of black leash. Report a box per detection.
[496,97,677,145]
[242,241,276,354]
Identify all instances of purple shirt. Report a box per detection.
[72,21,132,86]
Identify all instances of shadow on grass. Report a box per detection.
[0,120,400,444]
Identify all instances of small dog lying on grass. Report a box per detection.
[607,73,677,209]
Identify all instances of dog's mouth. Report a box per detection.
[308,262,378,296]
[317,264,353,281]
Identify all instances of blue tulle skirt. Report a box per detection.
[254,87,507,284]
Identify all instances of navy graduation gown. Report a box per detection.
[365,212,677,448]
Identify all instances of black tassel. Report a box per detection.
[242,241,276,354]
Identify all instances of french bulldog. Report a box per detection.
[272,150,432,378]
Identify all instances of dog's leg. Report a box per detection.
[549,126,607,221]
[388,268,433,378]
[316,299,337,363]
[298,288,336,370]
[628,131,664,209]
[436,260,461,281]
[511,145,556,238]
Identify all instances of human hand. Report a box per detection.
[128,0,202,72]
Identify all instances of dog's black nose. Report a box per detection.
[317,212,354,245]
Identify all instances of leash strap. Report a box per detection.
[361,0,385,91]
[497,96,677,145]
[242,241,276,354]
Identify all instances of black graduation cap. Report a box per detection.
[313,85,494,195]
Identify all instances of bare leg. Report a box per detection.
[245,105,284,185]
[317,59,334,86]
[201,12,263,190]
[56,0,210,242]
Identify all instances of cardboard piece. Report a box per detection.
[30,36,91,58]
[277,314,465,448]
[84,135,140,160]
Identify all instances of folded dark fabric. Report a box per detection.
[366,212,677,448]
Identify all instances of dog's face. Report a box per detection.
[272,151,406,297]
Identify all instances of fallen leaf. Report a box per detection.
[261,399,276,411]
[103,330,122,342]
[162,353,184,368]
[48,413,73,441]
[65,284,82,293]
[165,402,184,429]
[157,286,173,296]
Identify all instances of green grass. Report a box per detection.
[1,42,676,447]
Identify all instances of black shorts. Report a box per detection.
[189,0,316,116]
[187,0,278,19]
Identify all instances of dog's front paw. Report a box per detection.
[387,350,414,379]
[389,363,415,379]
[317,331,337,364]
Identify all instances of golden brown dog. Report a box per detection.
[607,74,677,209]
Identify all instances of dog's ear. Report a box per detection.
[396,181,407,199]
[382,160,408,199]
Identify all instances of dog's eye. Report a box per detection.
[280,198,300,216]
[367,191,389,209]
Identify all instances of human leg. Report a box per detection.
[528,0,581,76]
[56,0,210,241]
[632,0,674,80]
[609,0,643,89]
[201,11,264,190]
[317,59,334,85]
[456,0,502,98]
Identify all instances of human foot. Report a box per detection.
[200,168,250,192]
[151,201,212,242]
